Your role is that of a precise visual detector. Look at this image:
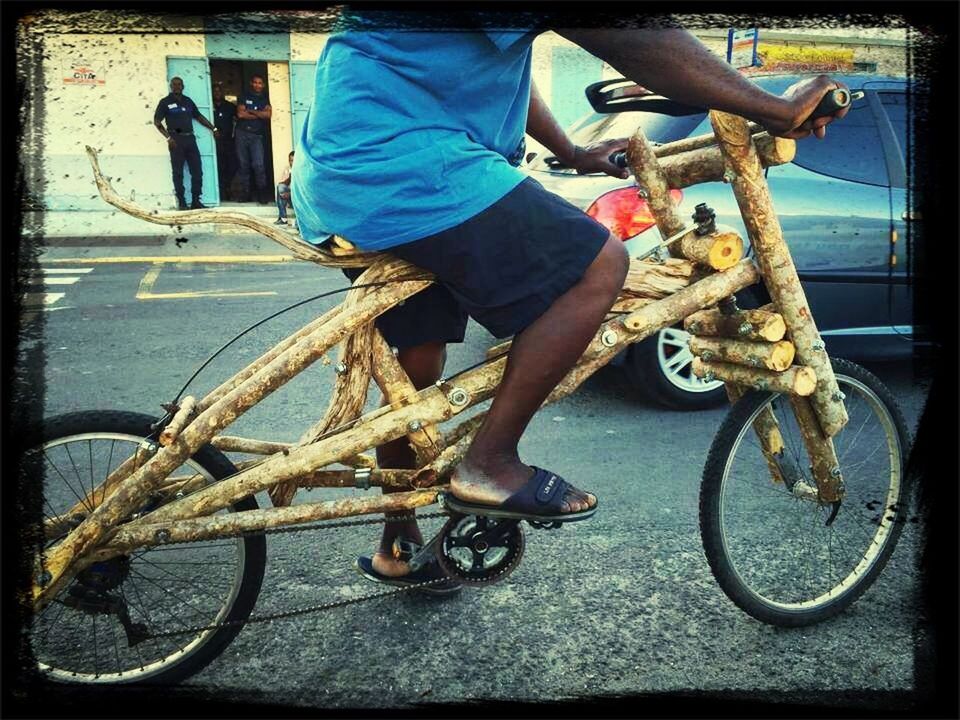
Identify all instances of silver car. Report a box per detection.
[524,72,914,409]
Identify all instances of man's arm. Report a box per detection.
[153,105,176,147]
[555,28,847,139]
[194,111,220,137]
[526,81,628,178]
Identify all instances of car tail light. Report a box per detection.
[586,187,683,240]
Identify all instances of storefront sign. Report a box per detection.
[63,61,105,85]
[727,29,760,69]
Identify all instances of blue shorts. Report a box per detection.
[344,177,610,350]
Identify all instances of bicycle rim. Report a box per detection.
[33,430,248,683]
[710,369,906,621]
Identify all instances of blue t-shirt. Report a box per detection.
[237,92,270,135]
[292,28,539,250]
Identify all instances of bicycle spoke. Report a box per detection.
[43,452,93,513]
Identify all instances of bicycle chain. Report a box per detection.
[137,510,451,641]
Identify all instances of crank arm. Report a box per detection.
[407,528,445,573]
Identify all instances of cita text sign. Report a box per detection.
[63,61,105,85]
[727,29,760,69]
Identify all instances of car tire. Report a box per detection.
[625,325,727,410]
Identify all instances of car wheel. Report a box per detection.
[625,325,727,410]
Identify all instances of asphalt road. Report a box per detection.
[21,240,934,713]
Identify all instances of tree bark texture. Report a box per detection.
[158,396,196,447]
[34,257,432,606]
[654,122,770,158]
[684,304,786,342]
[550,259,760,402]
[197,304,342,415]
[86,145,382,268]
[788,396,843,502]
[688,336,796,372]
[692,358,817,397]
[656,134,796,190]
[709,111,847,437]
[369,331,444,466]
[211,436,292,455]
[93,489,444,559]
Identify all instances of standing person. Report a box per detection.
[153,76,219,210]
[293,16,849,592]
[211,83,237,201]
[275,150,294,225]
[234,74,272,204]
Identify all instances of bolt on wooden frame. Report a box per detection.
[32,116,847,614]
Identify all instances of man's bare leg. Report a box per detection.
[451,234,629,513]
[370,342,447,578]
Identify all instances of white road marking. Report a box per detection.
[41,268,94,274]
[27,276,81,285]
[24,292,65,307]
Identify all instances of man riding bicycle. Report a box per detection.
[292,13,848,593]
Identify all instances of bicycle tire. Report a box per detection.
[29,410,266,685]
[699,359,911,627]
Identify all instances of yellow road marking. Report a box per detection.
[136,265,277,301]
[42,255,296,265]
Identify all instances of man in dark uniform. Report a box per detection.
[212,83,237,201]
[235,74,273,204]
[153,76,219,210]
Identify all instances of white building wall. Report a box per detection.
[41,32,206,211]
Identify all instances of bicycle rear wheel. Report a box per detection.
[29,411,266,684]
[699,359,910,626]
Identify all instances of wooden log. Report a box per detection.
[788,396,843,502]
[92,488,444,559]
[724,384,786,485]
[85,145,382,269]
[197,304,343,415]
[709,111,847,438]
[669,226,743,271]
[293,468,417,489]
[689,336,795,372]
[550,259,760,402]
[211,436,292,455]
[621,257,698,299]
[656,133,796,189]
[127,354,511,527]
[33,258,432,607]
[692,358,817,397]
[627,127,687,239]
[609,297,655,314]
[684,305,786,342]
[621,259,759,335]
[369,331,444,464]
[654,122,766,158]
[485,338,513,360]
[158,397,197,447]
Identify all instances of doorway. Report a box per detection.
[209,59,276,203]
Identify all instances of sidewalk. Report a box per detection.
[23,205,308,263]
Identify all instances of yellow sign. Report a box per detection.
[63,62,105,85]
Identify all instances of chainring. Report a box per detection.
[435,513,524,586]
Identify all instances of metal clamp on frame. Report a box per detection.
[354,468,372,491]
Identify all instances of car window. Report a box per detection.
[570,111,707,148]
[791,95,889,186]
[878,91,908,160]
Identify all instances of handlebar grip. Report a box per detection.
[609,151,628,169]
[809,88,852,121]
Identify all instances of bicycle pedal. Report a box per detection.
[527,519,564,530]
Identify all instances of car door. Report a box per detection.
[764,83,909,360]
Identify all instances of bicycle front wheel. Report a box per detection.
[699,359,911,627]
[29,410,266,685]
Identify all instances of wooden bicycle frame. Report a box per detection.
[32,114,850,609]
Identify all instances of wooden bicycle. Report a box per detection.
[28,106,911,684]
